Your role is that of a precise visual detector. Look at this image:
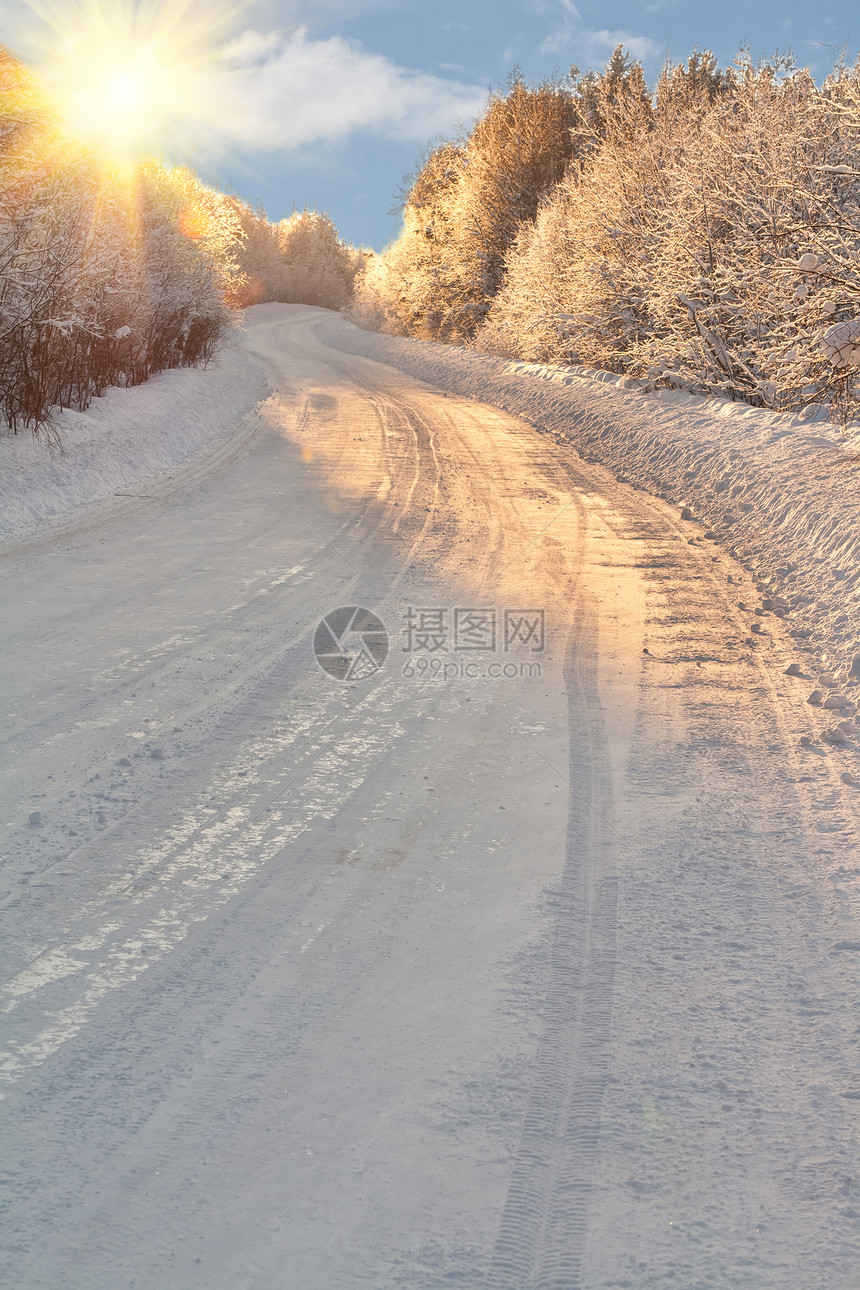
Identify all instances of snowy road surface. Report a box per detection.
[2,304,859,1288]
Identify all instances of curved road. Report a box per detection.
[1,305,859,1288]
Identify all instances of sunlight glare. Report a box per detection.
[58,46,168,156]
[17,0,245,160]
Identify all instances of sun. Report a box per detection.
[53,43,171,157]
[15,0,245,161]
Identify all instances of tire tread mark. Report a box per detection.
[484,591,618,1290]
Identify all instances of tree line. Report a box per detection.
[352,49,860,419]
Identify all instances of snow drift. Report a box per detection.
[0,340,268,544]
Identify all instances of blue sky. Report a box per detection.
[8,1,860,249]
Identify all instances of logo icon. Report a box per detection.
[314,606,389,681]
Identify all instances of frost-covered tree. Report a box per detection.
[568,44,652,153]
[477,50,860,420]
[351,141,465,337]
[352,74,578,341]
[274,210,359,310]
[227,200,292,307]
[226,203,360,310]
[356,43,860,420]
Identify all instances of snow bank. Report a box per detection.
[319,315,860,675]
[0,337,269,545]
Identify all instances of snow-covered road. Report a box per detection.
[2,305,859,1288]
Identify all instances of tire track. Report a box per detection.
[484,589,618,1289]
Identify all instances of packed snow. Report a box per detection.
[822,319,860,368]
[323,314,860,679]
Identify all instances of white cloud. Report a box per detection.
[538,0,582,55]
[574,29,660,65]
[199,27,489,153]
[533,1,659,66]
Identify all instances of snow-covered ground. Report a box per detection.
[1,305,859,1288]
